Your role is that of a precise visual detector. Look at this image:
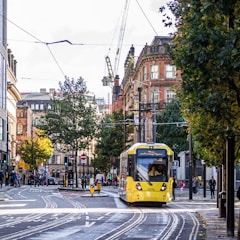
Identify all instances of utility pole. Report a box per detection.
[189,131,193,200]
[152,92,156,143]
[226,135,235,237]
[138,87,142,142]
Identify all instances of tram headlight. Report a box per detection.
[136,182,142,191]
[160,183,167,191]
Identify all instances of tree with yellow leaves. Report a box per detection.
[19,129,53,169]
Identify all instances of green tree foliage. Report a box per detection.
[160,0,240,165]
[156,99,188,157]
[94,110,133,172]
[38,76,97,155]
[20,129,53,169]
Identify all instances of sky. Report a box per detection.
[7,0,172,101]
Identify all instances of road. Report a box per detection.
[0,185,206,240]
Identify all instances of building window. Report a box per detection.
[31,104,34,110]
[150,65,159,80]
[40,104,44,110]
[150,46,159,53]
[166,90,175,103]
[165,64,176,79]
[17,123,23,135]
[143,66,147,81]
[151,91,159,104]
[0,119,3,140]
[35,104,39,110]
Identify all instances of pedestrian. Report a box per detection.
[209,176,216,199]
[13,171,18,187]
[237,186,240,200]
[0,170,3,188]
[16,172,21,187]
[5,171,9,186]
[30,173,34,186]
[192,176,199,194]
[81,176,85,189]
[84,176,87,189]
[172,178,177,200]
[180,181,185,191]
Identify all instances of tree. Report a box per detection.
[38,76,98,187]
[94,110,133,172]
[160,0,240,165]
[156,98,188,157]
[19,129,53,169]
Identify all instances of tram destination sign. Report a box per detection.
[137,149,167,157]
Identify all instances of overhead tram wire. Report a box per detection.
[8,38,144,47]
[6,16,66,78]
[135,0,159,36]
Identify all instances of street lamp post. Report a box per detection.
[201,160,206,198]
[138,87,142,142]
[189,131,193,200]
[151,92,156,143]
[133,80,153,143]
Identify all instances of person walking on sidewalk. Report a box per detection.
[209,176,216,199]
[180,181,185,191]
[172,178,177,200]
[192,176,199,194]
[0,170,3,188]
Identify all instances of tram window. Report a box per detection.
[135,158,168,182]
[236,165,240,180]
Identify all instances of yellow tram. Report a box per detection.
[118,142,174,206]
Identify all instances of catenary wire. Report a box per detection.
[6,16,66,78]
[135,0,159,36]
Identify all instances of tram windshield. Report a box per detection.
[136,157,167,182]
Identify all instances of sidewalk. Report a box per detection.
[174,188,240,240]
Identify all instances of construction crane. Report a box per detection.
[102,0,130,87]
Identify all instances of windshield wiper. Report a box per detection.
[137,173,152,186]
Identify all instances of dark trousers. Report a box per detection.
[210,189,215,198]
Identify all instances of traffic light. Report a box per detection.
[64,156,68,166]
[2,154,7,164]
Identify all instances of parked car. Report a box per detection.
[48,177,58,185]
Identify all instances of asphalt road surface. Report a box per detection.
[0,185,206,240]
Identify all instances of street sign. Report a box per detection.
[80,153,87,164]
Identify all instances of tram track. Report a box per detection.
[0,192,86,240]
[0,187,205,240]
[0,194,56,229]
[166,203,202,240]
[93,205,200,240]
[96,208,146,240]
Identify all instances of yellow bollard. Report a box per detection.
[97,182,102,193]
[90,185,95,196]
[65,180,68,187]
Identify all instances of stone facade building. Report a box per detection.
[114,36,181,144]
